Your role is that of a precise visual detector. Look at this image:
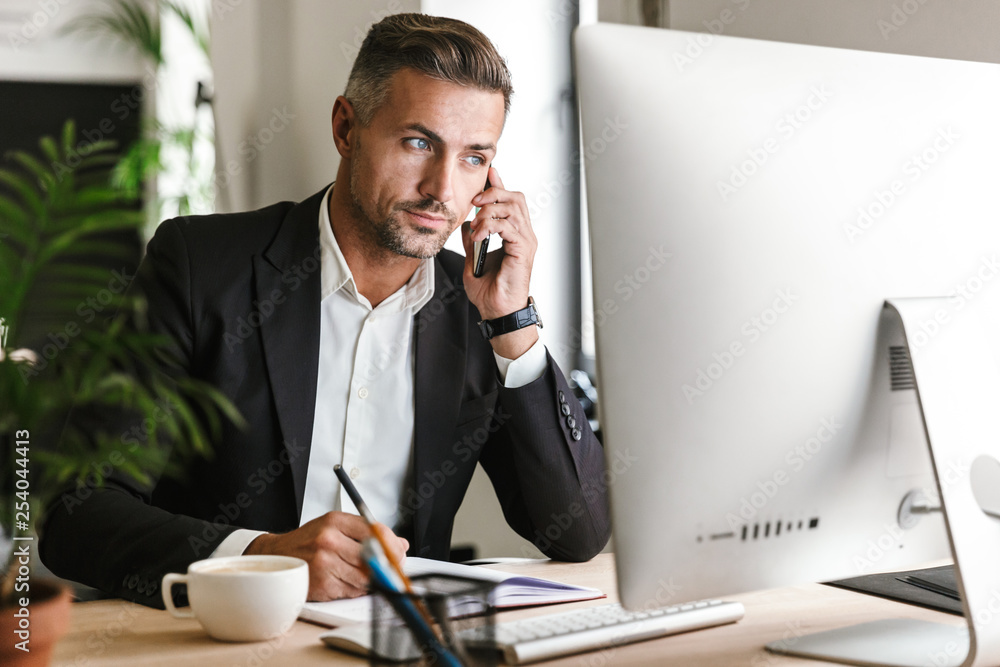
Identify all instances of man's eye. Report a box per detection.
[464,156,485,166]
[406,138,430,150]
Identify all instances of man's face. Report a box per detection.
[347,68,505,259]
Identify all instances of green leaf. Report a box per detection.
[75,139,119,157]
[0,197,31,241]
[61,120,76,157]
[75,153,123,173]
[11,151,56,195]
[39,136,60,164]
[0,168,45,218]
[73,186,134,209]
[35,214,142,265]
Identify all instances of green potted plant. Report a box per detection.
[0,122,241,666]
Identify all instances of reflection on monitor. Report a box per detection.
[575,22,1000,665]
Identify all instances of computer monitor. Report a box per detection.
[575,22,1000,665]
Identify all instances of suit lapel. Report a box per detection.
[412,259,468,552]
[254,188,327,519]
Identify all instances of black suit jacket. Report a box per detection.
[40,187,611,607]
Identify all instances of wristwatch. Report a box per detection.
[478,297,543,341]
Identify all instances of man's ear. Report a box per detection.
[332,96,357,158]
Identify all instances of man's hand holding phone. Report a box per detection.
[461,166,539,360]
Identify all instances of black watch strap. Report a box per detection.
[478,297,543,341]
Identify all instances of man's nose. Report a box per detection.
[419,157,455,204]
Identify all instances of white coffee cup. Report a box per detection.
[162,555,308,642]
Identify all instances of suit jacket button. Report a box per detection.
[127,575,138,589]
[558,391,566,404]
[571,428,582,441]
[560,403,571,416]
[566,415,576,429]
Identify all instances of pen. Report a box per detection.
[363,540,462,667]
[334,464,447,640]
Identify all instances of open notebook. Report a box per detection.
[299,557,605,627]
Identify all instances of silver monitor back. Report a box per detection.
[575,23,1000,609]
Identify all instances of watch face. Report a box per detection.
[529,298,543,328]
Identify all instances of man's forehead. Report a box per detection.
[379,68,505,140]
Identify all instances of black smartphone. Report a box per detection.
[472,172,492,278]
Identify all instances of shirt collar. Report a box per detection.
[318,184,436,312]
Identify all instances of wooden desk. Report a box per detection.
[52,554,963,666]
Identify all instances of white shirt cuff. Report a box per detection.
[495,340,547,388]
[209,529,267,558]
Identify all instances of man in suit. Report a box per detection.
[40,13,610,607]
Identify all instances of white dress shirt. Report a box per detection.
[211,186,547,557]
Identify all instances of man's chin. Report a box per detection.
[395,245,444,260]
[394,229,450,259]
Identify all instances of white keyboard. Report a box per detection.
[462,599,745,664]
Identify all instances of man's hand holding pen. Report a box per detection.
[244,513,408,601]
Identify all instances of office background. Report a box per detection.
[2,0,998,560]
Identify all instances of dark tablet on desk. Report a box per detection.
[824,565,962,616]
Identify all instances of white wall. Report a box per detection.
[0,0,151,83]
[668,0,1000,64]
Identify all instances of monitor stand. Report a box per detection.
[767,297,1000,667]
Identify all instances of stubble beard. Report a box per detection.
[348,146,456,260]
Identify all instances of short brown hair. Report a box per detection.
[345,13,513,126]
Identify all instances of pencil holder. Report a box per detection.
[370,573,497,666]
